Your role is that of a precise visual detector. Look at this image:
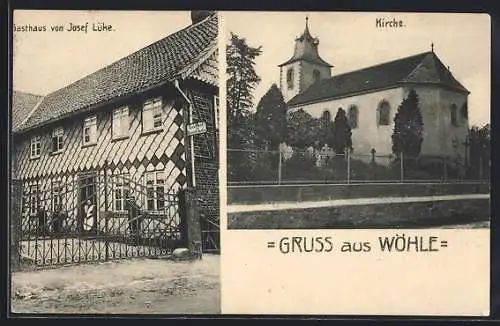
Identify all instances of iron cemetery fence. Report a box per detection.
[17,172,186,267]
[227,147,490,185]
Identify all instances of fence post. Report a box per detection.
[103,162,109,261]
[346,148,351,184]
[11,179,22,271]
[278,150,282,185]
[400,152,404,183]
[179,188,202,258]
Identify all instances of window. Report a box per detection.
[313,69,321,83]
[461,101,468,120]
[29,185,39,215]
[321,110,331,121]
[83,115,97,145]
[51,127,64,153]
[286,68,294,89]
[142,97,163,132]
[51,181,63,212]
[348,105,359,129]
[214,95,219,130]
[451,103,458,126]
[377,101,390,126]
[113,106,129,139]
[112,174,130,212]
[145,171,165,212]
[30,136,41,158]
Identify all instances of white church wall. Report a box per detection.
[404,86,468,161]
[280,61,302,103]
[299,62,332,94]
[289,87,405,157]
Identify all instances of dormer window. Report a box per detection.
[286,68,294,89]
[51,127,64,153]
[142,97,163,133]
[30,136,41,159]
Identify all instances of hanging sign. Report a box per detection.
[187,121,207,136]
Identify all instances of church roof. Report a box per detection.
[278,18,332,68]
[14,12,218,134]
[12,91,43,132]
[287,51,470,107]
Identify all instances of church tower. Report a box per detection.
[278,17,333,103]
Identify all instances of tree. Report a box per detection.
[254,84,287,149]
[469,123,490,178]
[391,89,424,158]
[226,33,262,180]
[226,32,262,145]
[318,110,335,148]
[332,108,352,155]
[286,109,320,149]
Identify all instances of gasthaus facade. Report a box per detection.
[11,11,220,267]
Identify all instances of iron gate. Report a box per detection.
[18,172,184,267]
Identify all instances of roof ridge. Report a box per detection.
[15,93,45,131]
[328,51,431,81]
[41,13,217,100]
[13,90,44,98]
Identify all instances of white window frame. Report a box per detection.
[112,174,130,212]
[30,135,41,159]
[51,181,64,212]
[142,97,163,133]
[213,95,219,130]
[29,184,39,215]
[52,127,64,153]
[112,106,130,140]
[83,115,98,146]
[144,171,166,213]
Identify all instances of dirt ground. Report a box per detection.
[10,254,220,314]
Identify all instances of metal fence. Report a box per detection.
[17,173,184,267]
[227,147,490,185]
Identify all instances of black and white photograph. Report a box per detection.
[222,11,490,315]
[226,12,490,230]
[10,10,220,314]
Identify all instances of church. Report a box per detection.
[279,18,470,166]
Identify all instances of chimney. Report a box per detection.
[191,11,215,25]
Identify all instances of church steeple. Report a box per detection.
[278,17,333,103]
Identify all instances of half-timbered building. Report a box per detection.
[11,11,219,256]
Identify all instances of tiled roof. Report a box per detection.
[15,12,218,133]
[12,91,43,132]
[287,51,469,107]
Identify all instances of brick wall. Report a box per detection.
[190,88,219,223]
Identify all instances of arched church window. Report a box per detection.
[286,68,294,89]
[348,105,358,129]
[450,103,458,126]
[377,101,390,126]
[313,69,321,83]
[321,109,331,121]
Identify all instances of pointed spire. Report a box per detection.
[299,15,313,41]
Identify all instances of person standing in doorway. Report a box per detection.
[83,199,96,235]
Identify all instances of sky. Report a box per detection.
[224,11,491,127]
[13,10,192,95]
